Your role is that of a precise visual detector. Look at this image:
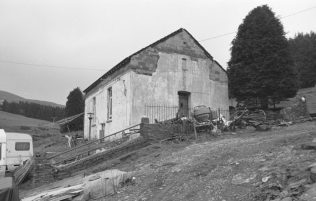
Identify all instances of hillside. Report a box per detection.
[0,110,57,131]
[0,90,64,108]
[0,110,67,153]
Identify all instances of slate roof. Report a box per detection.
[84,28,225,94]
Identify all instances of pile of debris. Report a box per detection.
[155,102,314,139]
[228,107,270,131]
[22,169,135,201]
[156,105,271,137]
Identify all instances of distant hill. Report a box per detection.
[0,90,64,108]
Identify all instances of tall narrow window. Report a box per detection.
[181,58,187,70]
[92,97,96,123]
[182,58,187,90]
[107,87,112,120]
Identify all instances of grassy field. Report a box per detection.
[0,110,69,153]
[0,111,56,131]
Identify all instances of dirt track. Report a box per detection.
[105,121,316,201]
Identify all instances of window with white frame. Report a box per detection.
[107,87,112,120]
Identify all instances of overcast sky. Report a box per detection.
[0,0,315,105]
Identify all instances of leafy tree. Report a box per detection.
[227,5,298,108]
[64,87,84,131]
[288,32,316,88]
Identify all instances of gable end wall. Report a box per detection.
[129,30,229,124]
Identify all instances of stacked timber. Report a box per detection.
[13,158,34,185]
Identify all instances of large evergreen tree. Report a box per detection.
[227,5,298,108]
[64,87,84,131]
[65,87,84,116]
[288,32,316,88]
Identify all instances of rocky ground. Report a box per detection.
[101,121,316,201]
[20,120,316,201]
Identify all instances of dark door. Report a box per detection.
[178,91,190,117]
[99,123,105,142]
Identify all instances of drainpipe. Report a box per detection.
[87,113,93,140]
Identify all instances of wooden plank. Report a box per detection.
[52,137,147,172]
[50,194,73,201]
[54,135,134,165]
[48,124,141,160]
[13,158,34,185]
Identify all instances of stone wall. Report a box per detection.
[140,122,194,142]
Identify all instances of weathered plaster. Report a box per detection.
[84,29,229,139]
[129,47,160,75]
[209,60,227,83]
[130,52,229,124]
[84,71,132,139]
[155,31,208,59]
[85,64,130,98]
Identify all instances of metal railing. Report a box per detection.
[145,104,179,123]
[48,124,141,166]
[144,104,231,122]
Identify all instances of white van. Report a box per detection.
[0,129,33,174]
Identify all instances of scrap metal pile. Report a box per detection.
[192,105,271,136]
[228,106,271,131]
[156,105,272,138]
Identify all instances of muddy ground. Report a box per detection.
[21,121,316,201]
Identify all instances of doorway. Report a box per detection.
[178,91,190,117]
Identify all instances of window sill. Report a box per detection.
[106,119,112,123]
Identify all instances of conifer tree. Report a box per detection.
[289,32,316,88]
[64,87,84,131]
[227,5,298,108]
